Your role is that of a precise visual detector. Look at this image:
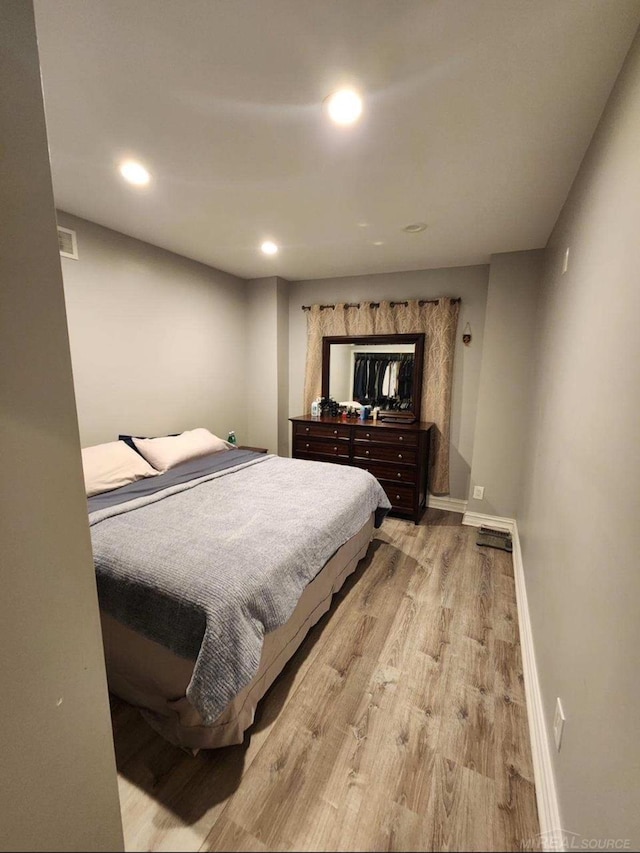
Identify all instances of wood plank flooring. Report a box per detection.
[111,509,540,852]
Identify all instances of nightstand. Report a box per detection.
[237,445,268,454]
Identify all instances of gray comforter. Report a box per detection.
[89,453,390,725]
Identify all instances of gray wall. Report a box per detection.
[246,277,279,452]
[466,250,543,517]
[288,266,490,499]
[246,276,290,455]
[56,211,247,447]
[0,2,123,849]
[57,216,491,503]
[276,277,290,457]
[519,29,640,846]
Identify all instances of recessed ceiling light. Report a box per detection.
[403,222,427,233]
[261,241,278,255]
[324,89,363,126]
[372,240,384,246]
[119,160,150,186]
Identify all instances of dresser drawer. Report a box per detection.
[293,437,350,459]
[352,460,418,484]
[352,444,417,466]
[294,451,351,466]
[293,422,351,440]
[353,427,418,447]
[381,482,416,511]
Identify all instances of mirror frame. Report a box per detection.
[322,333,425,422]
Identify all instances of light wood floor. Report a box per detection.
[111,509,540,852]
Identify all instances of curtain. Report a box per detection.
[303,298,460,495]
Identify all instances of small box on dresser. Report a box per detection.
[290,415,432,524]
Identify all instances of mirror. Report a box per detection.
[322,334,424,422]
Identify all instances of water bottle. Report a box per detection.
[227,430,237,445]
[311,398,321,418]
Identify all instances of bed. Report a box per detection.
[86,439,390,750]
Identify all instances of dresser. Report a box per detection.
[290,415,432,524]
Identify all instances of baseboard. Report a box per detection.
[462,511,563,851]
[461,510,516,533]
[427,495,467,514]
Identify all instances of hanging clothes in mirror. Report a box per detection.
[352,353,415,410]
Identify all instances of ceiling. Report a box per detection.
[34,0,640,281]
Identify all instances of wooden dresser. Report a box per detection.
[290,415,433,524]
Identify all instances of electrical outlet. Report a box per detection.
[553,698,565,751]
[473,485,484,500]
[562,246,570,274]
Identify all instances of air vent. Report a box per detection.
[57,226,78,260]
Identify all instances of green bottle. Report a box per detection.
[227,430,237,445]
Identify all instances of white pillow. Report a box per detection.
[132,428,231,473]
[82,441,158,497]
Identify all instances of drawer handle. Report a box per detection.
[305,427,310,433]
[398,453,403,459]
[365,450,370,456]
[305,443,310,449]
[395,494,401,501]
[399,436,404,442]
[333,429,338,435]
[366,432,371,438]
[334,446,338,451]
[397,472,402,478]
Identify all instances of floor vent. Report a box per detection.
[476,525,513,552]
[58,226,78,259]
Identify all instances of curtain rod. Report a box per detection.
[301,297,461,311]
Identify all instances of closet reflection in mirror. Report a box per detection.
[322,334,424,421]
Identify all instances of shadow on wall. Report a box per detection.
[446,442,472,502]
[467,495,502,518]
